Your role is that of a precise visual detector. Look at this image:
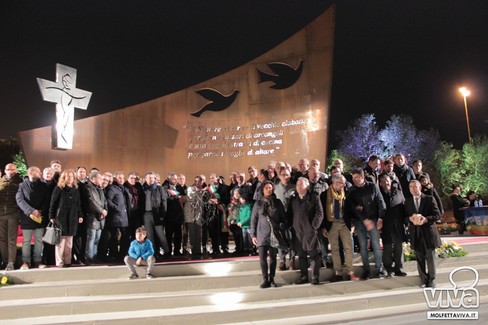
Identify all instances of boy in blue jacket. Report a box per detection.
[124,226,155,279]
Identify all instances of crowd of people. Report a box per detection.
[0,154,481,287]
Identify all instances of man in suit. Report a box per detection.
[163,172,185,256]
[205,173,231,256]
[378,173,407,277]
[404,180,441,288]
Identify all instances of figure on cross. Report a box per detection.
[37,64,92,150]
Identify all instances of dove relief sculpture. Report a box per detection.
[191,88,239,117]
[257,59,304,89]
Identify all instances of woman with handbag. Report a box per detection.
[49,170,83,267]
[251,180,286,288]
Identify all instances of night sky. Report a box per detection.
[1,0,487,151]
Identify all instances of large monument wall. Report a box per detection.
[19,7,335,178]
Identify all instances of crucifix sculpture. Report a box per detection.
[37,64,92,149]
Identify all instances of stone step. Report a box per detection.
[6,257,261,284]
[2,249,486,301]
[6,241,485,285]
[3,276,487,324]
[6,235,484,283]
[6,246,487,285]
[1,241,485,324]
[1,258,487,321]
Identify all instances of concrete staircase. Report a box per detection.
[1,238,487,324]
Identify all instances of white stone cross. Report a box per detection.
[37,64,92,149]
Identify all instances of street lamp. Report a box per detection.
[459,87,472,144]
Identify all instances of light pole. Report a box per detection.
[459,87,472,144]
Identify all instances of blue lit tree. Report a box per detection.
[334,113,440,168]
[335,114,381,168]
[379,114,440,161]
[333,113,486,199]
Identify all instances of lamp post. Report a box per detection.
[459,87,472,144]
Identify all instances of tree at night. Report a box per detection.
[333,113,440,168]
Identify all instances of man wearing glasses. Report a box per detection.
[321,174,359,282]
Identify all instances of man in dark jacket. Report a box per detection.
[141,172,169,257]
[0,163,22,270]
[104,171,130,261]
[393,153,416,199]
[40,166,56,266]
[163,172,185,256]
[405,180,441,288]
[72,166,89,264]
[379,173,407,277]
[382,159,399,183]
[450,184,469,235]
[16,166,50,269]
[205,173,231,256]
[364,155,381,185]
[288,177,324,285]
[246,165,259,195]
[291,158,310,184]
[124,172,144,235]
[345,168,386,280]
[83,171,108,265]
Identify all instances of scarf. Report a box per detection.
[124,182,139,209]
[326,187,345,222]
[167,187,180,198]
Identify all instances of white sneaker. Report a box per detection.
[20,262,29,270]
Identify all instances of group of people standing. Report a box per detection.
[0,160,236,270]
[248,154,444,289]
[0,153,459,290]
[335,154,443,288]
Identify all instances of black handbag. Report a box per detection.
[42,221,62,245]
[267,216,288,249]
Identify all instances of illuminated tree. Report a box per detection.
[327,149,349,172]
[332,113,486,200]
[336,114,381,168]
[432,135,488,198]
[12,151,27,178]
[432,142,463,196]
[379,114,440,161]
[416,128,442,162]
[334,113,440,169]
[460,135,488,196]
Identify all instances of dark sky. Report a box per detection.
[1,0,487,150]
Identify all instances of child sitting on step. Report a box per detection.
[124,226,155,279]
